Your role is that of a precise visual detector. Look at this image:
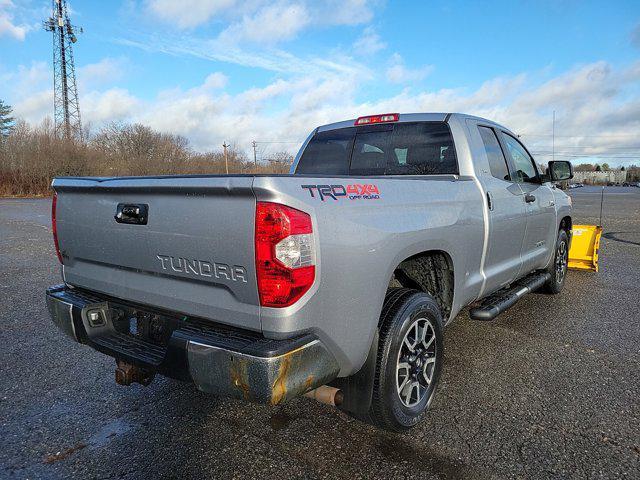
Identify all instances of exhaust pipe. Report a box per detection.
[304,385,343,406]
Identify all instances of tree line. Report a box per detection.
[0,101,293,196]
[1,99,638,195]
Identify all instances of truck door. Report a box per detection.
[498,132,557,274]
[473,124,528,294]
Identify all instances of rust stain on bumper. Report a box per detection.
[229,357,250,400]
[270,353,292,405]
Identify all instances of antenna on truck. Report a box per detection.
[599,186,604,227]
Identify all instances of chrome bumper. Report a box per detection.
[46,285,339,404]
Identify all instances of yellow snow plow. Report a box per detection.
[568,225,602,272]
[568,186,604,272]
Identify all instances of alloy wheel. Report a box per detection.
[396,317,437,407]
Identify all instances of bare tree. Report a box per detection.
[0,119,293,196]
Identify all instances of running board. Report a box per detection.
[469,272,551,321]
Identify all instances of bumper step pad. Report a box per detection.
[92,332,166,366]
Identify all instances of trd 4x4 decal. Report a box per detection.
[301,184,380,202]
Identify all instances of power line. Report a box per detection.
[521,133,639,138]
[529,146,640,150]
[533,153,640,158]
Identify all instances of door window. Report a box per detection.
[501,133,538,183]
[385,122,458,175]
[478,126,510,181]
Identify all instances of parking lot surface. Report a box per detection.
[1,186,639,479]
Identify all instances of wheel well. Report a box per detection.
[388,251,454,319]
[559,216,572,234]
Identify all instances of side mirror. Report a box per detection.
[548,161,573,181]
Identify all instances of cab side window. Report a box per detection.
[478,126,510,181]
[501,133,538,183]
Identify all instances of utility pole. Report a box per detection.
[43,0,82,140]
[552,110,556,162]
[252,140,258,170]
[222,142,229,174]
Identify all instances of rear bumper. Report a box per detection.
[46,285,339,404]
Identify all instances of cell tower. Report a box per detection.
[43,0,82,139]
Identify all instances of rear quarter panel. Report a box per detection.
[253,175,484,375]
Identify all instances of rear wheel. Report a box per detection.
[366,288,444,432]
[544,229,569,294]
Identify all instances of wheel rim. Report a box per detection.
[555,240,568,285]
[396,317,437,408]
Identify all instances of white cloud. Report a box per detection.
[353,26,386,55]
[217,2,310,45]
[12,89,51,124]
[0,0,31,40]
[314,0,375,26]
[202,72,228,89]
[7,60,640,166]
[114,31,372,78]
[145,0,377,41]
[386,53,433,84]
[82,88,141,123]
[145,0,236,29]
[79,58,128,87]
[1,62,50,97]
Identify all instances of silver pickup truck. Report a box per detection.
[46,113,573,431]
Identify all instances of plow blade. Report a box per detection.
[569,225,602,272]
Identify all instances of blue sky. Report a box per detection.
[2,0,640,165]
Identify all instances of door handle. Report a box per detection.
[524,194,536,203]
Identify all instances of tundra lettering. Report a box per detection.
[156,254,247,283]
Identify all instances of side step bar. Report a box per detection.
[470,272,551,321]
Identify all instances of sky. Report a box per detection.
[1,0,640,166]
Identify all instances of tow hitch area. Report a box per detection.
[46,285,340,404]
[115,359,155,386]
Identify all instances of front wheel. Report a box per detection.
[366,288,444,432]
[544,229,569,294]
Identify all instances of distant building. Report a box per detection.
[572,170,627,184]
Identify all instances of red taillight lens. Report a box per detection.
[354,113,399,125]
[255,202,315,307]
[52,192,64,264]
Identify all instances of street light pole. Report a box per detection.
[222,142,229,174]
[252,140,257,171]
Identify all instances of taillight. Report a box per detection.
[255,202,315,307]
[52,192,63,264]
[354,113,399,125]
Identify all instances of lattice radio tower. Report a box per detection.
[43,0,82,139]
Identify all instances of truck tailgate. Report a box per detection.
[52,176,260,331]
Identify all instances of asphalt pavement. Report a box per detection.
[1,187,639,479]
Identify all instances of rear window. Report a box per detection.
[296,122,458,176]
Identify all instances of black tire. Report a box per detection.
[365,288,444,432]
[543,229,569,294]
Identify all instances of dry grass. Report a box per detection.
[0,120,292,197]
